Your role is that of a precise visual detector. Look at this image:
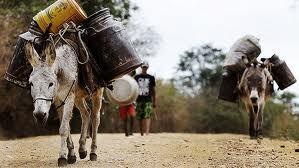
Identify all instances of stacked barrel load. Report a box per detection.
[218,35,296,103]
[4,0,142,90]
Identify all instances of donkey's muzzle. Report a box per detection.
[34,112,46,122]
[250,89,259,104]
[250,97,258,104]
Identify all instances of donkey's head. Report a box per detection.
[25,42,57,124]
[240,66,268,105]
[238,60,273,107]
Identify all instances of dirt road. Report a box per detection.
[0,133,298,167]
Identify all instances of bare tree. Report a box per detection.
[290,0,299,9]
[126,18,161,58]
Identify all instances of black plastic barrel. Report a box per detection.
[4,20,43,88]
[83,8,142,83]
[4,37,32,88]
[218,73,238,103]
[269,55,296,90]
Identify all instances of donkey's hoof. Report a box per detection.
[79,151,87,159]
[257,138,263,144]
[67,155,76,164]
[257,135,263,144]
[90,153,97,161]
[250,136,257,140]
[58,157,67,167]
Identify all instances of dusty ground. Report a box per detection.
[0,133,298,168]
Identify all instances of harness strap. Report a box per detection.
[33,97,53,103]
[32,80,76,111]
[237,72,241,114]
[55,80,76,110]
[56,22,90,65]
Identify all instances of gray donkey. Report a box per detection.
[238,59,273,144]
[25,36,103,166]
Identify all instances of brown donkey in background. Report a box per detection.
[238,58,273,143]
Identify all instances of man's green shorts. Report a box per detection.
[136,102,153,120]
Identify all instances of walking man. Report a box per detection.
[135,61,156,136]
[119,70,136,136]
[119,103,136,136]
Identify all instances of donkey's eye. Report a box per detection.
[49,82,54,88]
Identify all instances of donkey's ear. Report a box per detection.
[25,43,41,68]
[45,42,56,66]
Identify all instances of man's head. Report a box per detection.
[141,61,149,74]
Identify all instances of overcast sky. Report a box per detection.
[131,0,299,95]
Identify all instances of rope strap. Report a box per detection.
[32,80,75,111]
[55,80,76,110]
[55,22,90,65]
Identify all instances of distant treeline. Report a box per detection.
[1,77,299,141]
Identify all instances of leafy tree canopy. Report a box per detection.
[0,0,136,22]
[278,91,297,105]
[175,44,225,94]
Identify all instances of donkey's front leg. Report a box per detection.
[256,103,265,144]
[90,88,104,161]
[248,109,256,139]
[66,133,76,164]
[58,93,75,167]
[56,100,76,164]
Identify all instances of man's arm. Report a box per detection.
[151,75,156,108]
[152,86,156,108]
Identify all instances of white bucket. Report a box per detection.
[106,75,139,105]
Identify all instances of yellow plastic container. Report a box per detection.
[33,0,87,34]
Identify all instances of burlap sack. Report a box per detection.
[224,35,261,72]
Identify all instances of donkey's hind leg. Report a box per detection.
[75,97,91,159]
[90,88,104,161]
[55,100,76,164]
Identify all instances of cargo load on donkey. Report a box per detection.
[218,35,262,102]
[5,1,142,92]
[218,35,296,103]
[223,35,261,75]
